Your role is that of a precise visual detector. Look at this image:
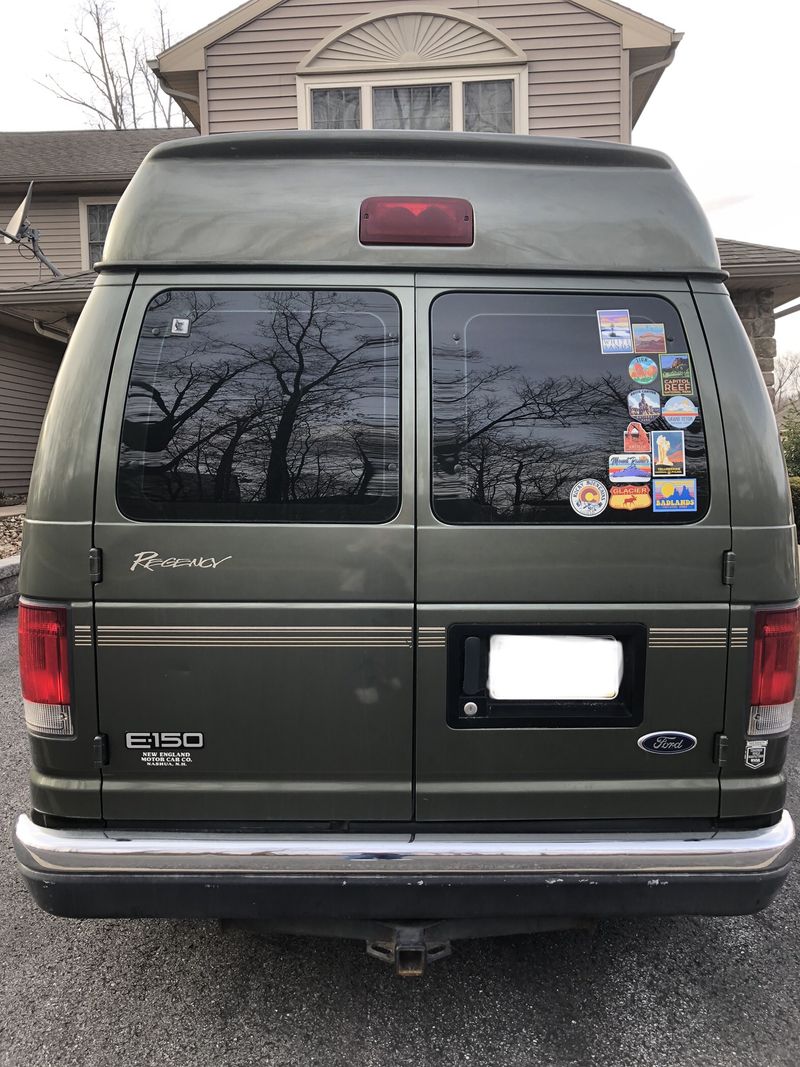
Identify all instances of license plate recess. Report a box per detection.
[445,623,647,729]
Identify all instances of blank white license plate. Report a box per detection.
[487,635,624,702]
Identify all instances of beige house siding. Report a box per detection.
[0,328,62,494]
[0,194,83,290]
[205,0,622,141]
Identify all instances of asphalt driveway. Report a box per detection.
[1,607,798,1067]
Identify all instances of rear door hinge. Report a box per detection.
[714,734,729,767]
[89,547,103,584]
[92,733,109,767]
[722,550,736,586]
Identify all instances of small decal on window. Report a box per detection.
[170,317,191,336]
[623,421,650,452]
[662,396,698,429]
[632,323,667,354]
[608,453,651,483]
[628,355,658,384]
[609,485,652,511]
[651,431,686,477]
[569,479,608,517]
[597,309,634,354]
[745,740,768,770]
[627,389,661,424]
[660,353,694,395]
[652,478,697,513]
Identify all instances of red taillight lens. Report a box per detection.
[18,602,73,736]
[360,196,474,246]
[749,607,800,736]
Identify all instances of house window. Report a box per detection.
[311,87,361,129]
[463,80,514,134]
[299,70,525,135]
[79,198,118,268]
[372,84,451,131]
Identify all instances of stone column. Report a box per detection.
[730,287,776,402]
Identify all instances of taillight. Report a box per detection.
[359,196,474,246]
[749,606,800,736]
[18,602,73,737]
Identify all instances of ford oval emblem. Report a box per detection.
[637,731,697,755]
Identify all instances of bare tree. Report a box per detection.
[774,350,800,423]
[39,1,186,129]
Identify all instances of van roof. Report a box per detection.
[100,131,722,278]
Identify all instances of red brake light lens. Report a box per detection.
[750,607,800,708]
[18,602,73,735]
[360,197,474,246]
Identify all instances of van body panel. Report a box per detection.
[25,601,100,819]
[101,133,721,280]
[92,275,415,821]
[415,604,727,821]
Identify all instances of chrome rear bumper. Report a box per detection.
[14,811,796,878]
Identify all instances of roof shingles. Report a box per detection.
[0,129,196,183]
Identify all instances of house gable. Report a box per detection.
[154,0,678,142]
[299,8,527,73]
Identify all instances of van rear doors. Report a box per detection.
[414,278,732,821]
[92,276,415,822]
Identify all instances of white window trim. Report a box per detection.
[297,66,527,135]
[78,195,120,270]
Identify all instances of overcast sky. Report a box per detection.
[1,0,798,352]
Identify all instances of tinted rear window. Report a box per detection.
[118,289,400,523]
[431,292,709,524]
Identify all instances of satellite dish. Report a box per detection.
[4,181,33,244]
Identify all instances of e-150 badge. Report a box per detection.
[126,731,204,768]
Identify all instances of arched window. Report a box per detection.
[297,8,527,135]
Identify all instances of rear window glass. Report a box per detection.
[117,289,400,523]
[431,292,709,524]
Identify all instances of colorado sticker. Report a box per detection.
[653,479,698,513]
[632,323,667,354]
[628,356,658,384]
[663,396,698,429]
[570,479,609,517]
[610,485,652,511]
[627,389,661,424]
[608,453,652,483]
[660,354,694,395]
[650,430,686,477]
[597,310,634,354]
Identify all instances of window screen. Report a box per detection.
[463,80,514,134]
[311,87,361,129]
[118,290,400,523]
[431,293,710,524]
[86,202,116,263]
[372,84,451,130]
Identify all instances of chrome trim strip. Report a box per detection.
[13,812,795,878]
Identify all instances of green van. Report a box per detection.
[12,132,798,973]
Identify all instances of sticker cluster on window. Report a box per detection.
[569,310,699,518]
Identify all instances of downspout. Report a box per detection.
[146,61,200,106]
[33,319,70,344]
[629,41,680,128]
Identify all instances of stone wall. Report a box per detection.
[730,288,776,403]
